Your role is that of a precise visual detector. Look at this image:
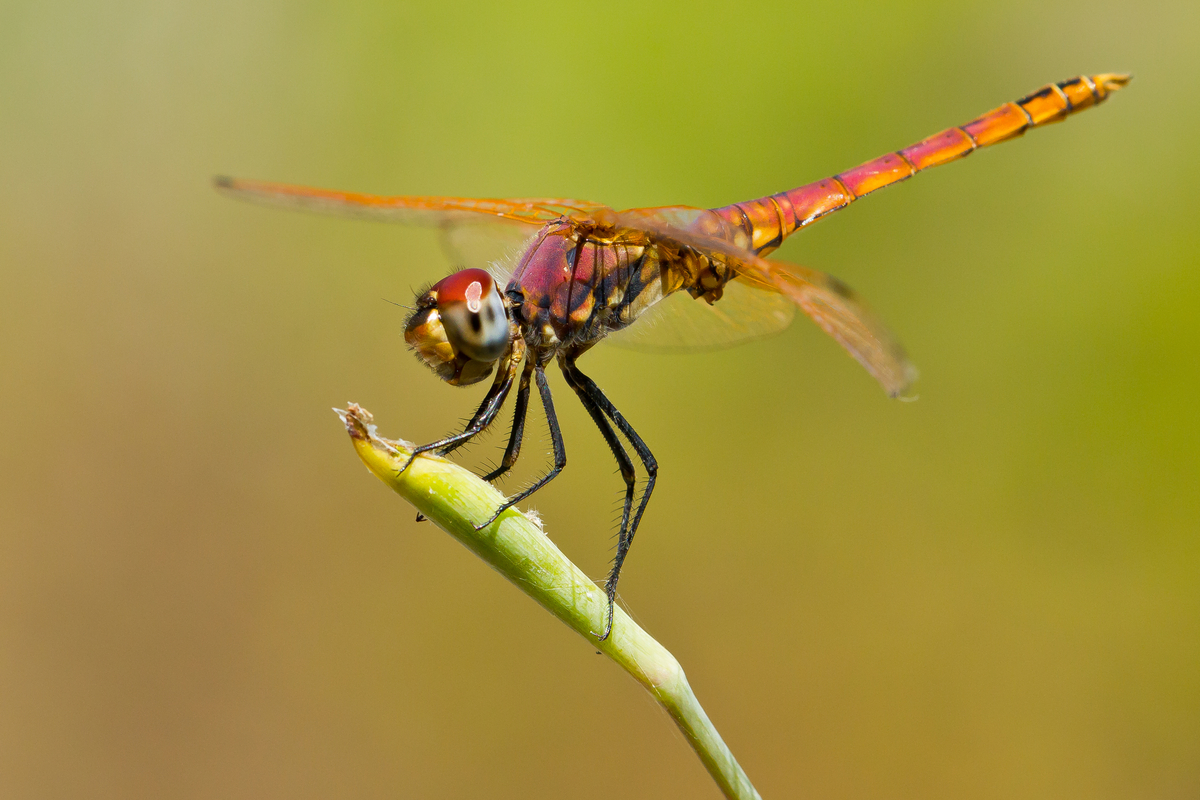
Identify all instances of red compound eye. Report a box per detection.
[435,268,494,312]
[430,267,510,365]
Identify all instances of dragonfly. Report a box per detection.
[219,73,1128,639]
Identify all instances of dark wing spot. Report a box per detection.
[825,275,855,299]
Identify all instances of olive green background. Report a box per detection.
[2,1,1197,798]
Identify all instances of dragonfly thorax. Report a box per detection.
[405,268,513,386]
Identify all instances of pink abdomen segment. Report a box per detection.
[713,73,1130,255]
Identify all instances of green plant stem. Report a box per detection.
[337,404,761,800]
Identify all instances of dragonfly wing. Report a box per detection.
[216,176,609,271]
[439,221,541,276]
[613,205,765,276]
[214,176,606,227]
[613,206,915,397]
[607,277,795,353]
[765,260,916,397]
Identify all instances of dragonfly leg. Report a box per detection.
[563,356,658,642]
[560,360,636,641]
[398,357,516,478]
[412,359,521,523]
[436,373,508,458]
[473,365,566,530]
[481,359,535,482]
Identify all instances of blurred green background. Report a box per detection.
[2,0,1197,797]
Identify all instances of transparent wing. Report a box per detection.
[607,277,795,353]
[613,206,916,397]
[215,176,608,271]
[214,176,607,226]
[438,220,540,275]
[765,260,917,397]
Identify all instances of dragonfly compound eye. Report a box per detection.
[433,269,510,363]
[404,268,509,386]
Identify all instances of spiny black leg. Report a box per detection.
[397,362,515,477]
[561,359,635,641]
[474,365,566,530]
[417,391,500,523]
[437,376,504,458]
[414,361,521,523]
[482,359,534,482]
[561,365,635,544]
[568,359,658,641]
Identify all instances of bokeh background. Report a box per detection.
[2,0,1197,797]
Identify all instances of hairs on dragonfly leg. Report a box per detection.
[473,366,567,531]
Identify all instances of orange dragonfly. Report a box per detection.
[219,73,1128,639]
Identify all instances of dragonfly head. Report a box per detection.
[405,268,512,386]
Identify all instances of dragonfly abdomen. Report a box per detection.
[714,73,1130,256]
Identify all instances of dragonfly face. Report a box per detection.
[405,268,513,386]
[218,72,1129,640]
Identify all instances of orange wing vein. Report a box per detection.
[213,176,607,227]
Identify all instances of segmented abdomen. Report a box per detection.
[713,73,1130,256]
